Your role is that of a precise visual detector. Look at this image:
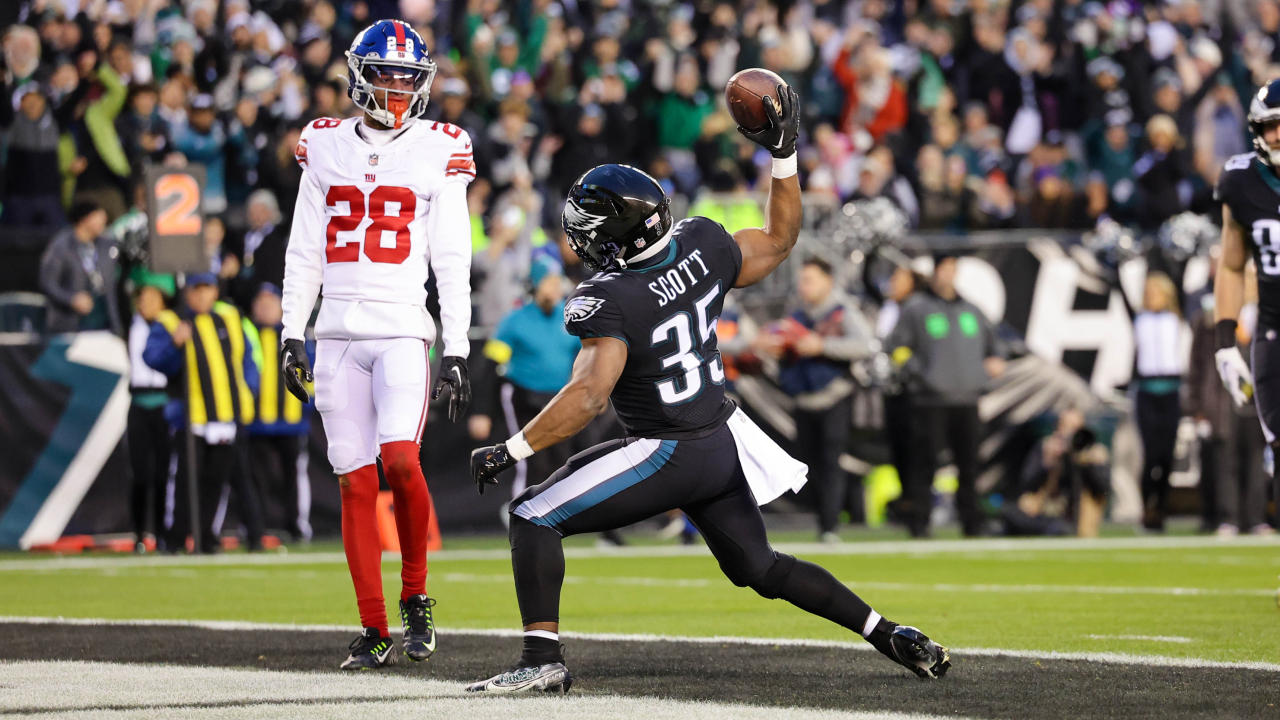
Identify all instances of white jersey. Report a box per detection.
[281,116,475,356]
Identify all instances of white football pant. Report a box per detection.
[314,337,430,475]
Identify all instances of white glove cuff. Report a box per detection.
[507,431,535,461]
[772,153,798,179]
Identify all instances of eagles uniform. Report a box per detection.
[562,216,738,438]
[509,217,748,536]
[469,159,950,695]
[1216,151,1280,445]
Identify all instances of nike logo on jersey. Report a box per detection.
[565,296,606,323]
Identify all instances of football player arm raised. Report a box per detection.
[470,337,627,491]
[732,85,803,289]
[732,167,802,288]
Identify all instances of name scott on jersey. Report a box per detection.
[647,249,711,307]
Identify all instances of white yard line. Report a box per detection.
[0,660,951,720]
[4,616,1278,673]
[1085,634,1195,643]
[2,534,1278,571]
[428,572,1273,597]
[840,581,1275,597]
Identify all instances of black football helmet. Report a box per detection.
[562,164,673,271]
[1249,78,1280,166]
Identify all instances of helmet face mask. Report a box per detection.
[1250,79,1280,167]
[346,21,437,129]
[562,165,673,273]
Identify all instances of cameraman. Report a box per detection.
[1005,409,1110,537]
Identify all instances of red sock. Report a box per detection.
[340,464,387,635]
[381,441,431,600]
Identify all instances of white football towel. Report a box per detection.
[726,407,808,505]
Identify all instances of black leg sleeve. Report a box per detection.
[775,557,874,634]
[509,515,565,626]
[688,469,873,636]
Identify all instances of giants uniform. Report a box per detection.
[509,218,809,604]
[282,116,475,473]
[1216,152,1280,442]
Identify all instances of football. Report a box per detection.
[725,68,787,132]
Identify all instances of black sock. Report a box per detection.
[520,635,563,666]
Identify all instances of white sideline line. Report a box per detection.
[429,572,1275,597]
[1086,634,1195,644]
[5,616,1279,673]
[3,534,1279,570]
[3,661,959,720]
[842,581,1275,598]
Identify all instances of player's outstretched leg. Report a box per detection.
[338,464,395,670]
[382,441,438,661]
[688,475,950,679]
[465,515,572,693]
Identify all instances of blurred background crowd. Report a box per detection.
[2,0,1279,549]
[8,0,1280,239]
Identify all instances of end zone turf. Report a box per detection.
[2,622,1278,720]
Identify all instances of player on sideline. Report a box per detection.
[466,85,950,694]
[280,20,474,670]
[1215,78,1280,510]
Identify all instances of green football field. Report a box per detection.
[3,533,1279,665]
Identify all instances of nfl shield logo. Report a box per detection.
[369,154,379,166]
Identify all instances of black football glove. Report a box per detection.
[280,338,312,403]
[738,84,801,159]
[432,355,471,423]
[471,443,516,495]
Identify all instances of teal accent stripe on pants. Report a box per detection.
[530,440,677,528]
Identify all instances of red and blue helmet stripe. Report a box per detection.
[345,20,437,127]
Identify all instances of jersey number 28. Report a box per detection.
[325,185,416,264]
[650,283,725,405]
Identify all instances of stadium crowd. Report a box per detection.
[8,0,1280,238]
[2,0,1279,545]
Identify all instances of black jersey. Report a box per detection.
[563,216,742,439]
[1216,152,1280,329]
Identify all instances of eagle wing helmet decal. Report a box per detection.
[563,199,608,234]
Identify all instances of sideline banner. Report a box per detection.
[0,333,131,548]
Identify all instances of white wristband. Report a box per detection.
[771,153,798,179]
[507,431,534,461]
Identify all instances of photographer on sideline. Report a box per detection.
[1004,408,1110,538]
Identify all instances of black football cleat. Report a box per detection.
[465,661,573,694]
[340,628,395,670]
[399,594,437,661]
[883,625,951,679]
